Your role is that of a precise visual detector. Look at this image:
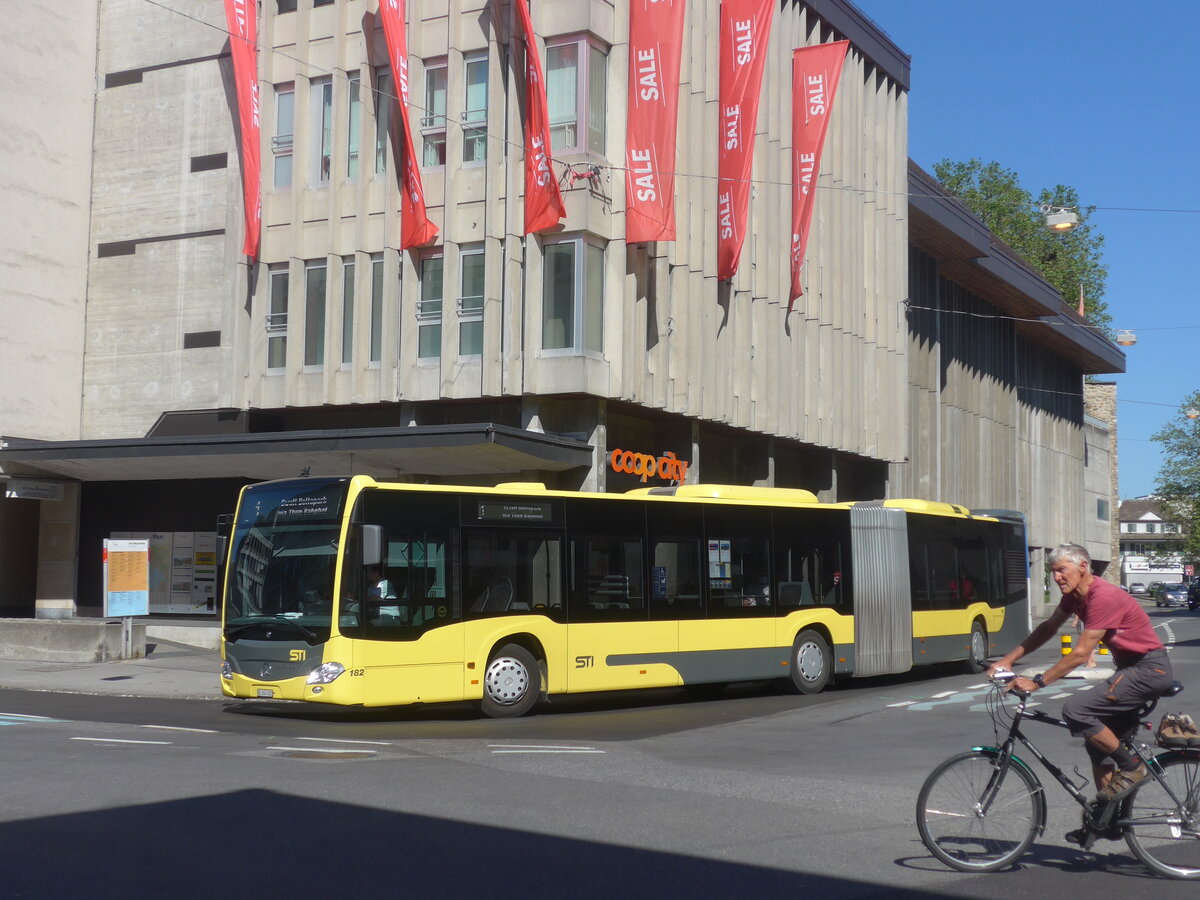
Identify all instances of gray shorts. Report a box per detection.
[1060,649,1173,743]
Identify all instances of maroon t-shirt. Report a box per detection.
[1059,577,1162,662]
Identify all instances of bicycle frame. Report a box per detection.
[981,691,1197,840]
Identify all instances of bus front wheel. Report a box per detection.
[788,629,831,694]
[482,643,541,718]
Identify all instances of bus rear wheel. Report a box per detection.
[482,643,541,718]
[787,629,831,694]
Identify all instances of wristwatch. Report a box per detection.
[1031,673,1045,688]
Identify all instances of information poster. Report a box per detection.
[110,531,219,614]
[103,539,150,616]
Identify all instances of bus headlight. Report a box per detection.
[306,662,346,685]
[221,661,233,680]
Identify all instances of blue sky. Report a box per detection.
[850,0,1200,500]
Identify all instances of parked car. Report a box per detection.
[1188,580,1200,611]
[1154,582,1188,607]
[1128,582,1147,595]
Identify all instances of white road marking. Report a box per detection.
[930,691,957,699]
[488,743,604,754]
[294,736,391,746]
[966,683,990,689]
[265,745,378,754]
[887,700,917,707]
[70,737,172,745]
[0,712,54,720]
[490,748,606,754]
[141,725,219,734]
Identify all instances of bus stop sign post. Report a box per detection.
[103,539,150,659]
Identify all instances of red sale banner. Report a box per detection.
[379,0,438,248]
[716,0,774,280]
[223,0,261,260]
[789,41,848,308]
[515,0,565,234]
[625,0,686,243]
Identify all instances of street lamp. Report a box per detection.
[1115,330,1137,346]
[1187,408,1200,420]
[1043,205,1079,233]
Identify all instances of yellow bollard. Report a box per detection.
[1061,634,1072,656]
[1098,642,1109,656]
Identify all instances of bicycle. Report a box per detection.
[915,670,1200,879]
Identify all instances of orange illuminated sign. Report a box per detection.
[609,448,689,484]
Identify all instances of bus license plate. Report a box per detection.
[257,688,275,698]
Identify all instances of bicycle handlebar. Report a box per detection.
[990,668,1031,700]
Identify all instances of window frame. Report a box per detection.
[310,76,334,186]
[369,253,384,365]
[303,259,328,369]
[374,68,393,175]
[457,245,485,358]
[417,251,444,362]
[266,264,290,372]
[541,234,604,355]
[346,73,362,180]
[272,84,295,189]
[462,54,488,164]
[420,61,448,169]
[341,256,355,367]
[544,34,607,156]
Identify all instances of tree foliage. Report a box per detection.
[1153,390,1200,562]
[932,158,1111,333]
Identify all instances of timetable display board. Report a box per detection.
[103,539,150,617]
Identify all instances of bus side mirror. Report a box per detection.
[216,536,228,566]
[362,524,383,567]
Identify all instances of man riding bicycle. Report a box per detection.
[988,543,1173,811]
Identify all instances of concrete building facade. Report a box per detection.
[0,0,1123,619]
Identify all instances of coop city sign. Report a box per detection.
[609,448,689,484]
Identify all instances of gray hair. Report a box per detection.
[1048,543,1091,567]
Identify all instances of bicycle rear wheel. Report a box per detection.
[1122,753,1200,879]
[917,750,1043,872]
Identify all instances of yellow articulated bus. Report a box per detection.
[220,476,1029,717]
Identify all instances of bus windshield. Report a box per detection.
[223,479,349,643]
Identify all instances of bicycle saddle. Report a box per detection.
[1160,680,1184,698]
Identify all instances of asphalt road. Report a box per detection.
[2,606,1197,899]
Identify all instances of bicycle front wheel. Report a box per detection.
[917,750,1043,872]
[1123,753,1200,879]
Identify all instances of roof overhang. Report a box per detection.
[0,423,593,483]
[908,162,1126,376]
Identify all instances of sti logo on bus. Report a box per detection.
[574,655,594,668]
[289,649,307,662]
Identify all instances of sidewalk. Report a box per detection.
[0,638,220,701]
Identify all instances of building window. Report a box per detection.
[276,1,297,13]
[304,260,327,367]
[1146,523,1157,534]
[347,74,361,179]
[458,247,484,356]
[1097,499,1110,522]
[272,85,294,188]
[422,63,447,167]
[463,55,488,163]
[375,69,393,174]
[542,236,603,353]
[313,0,334,6]
[341,257,355,365]
[311,76,333,185]
[267,265,289,370]
[370,254,384,363]
[418,254,443,360]
[545,37,607,155]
